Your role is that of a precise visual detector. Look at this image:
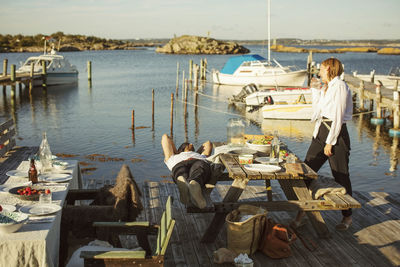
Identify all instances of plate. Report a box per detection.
[6,170,28,178]
[40,173,72,183]
[0,204,16,212]
[255,157,283,164]
[0,185,12,193]
[244,164,281,173]
[19,204,61,216]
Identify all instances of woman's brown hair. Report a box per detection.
[321,57,343,81]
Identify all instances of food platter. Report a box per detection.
[8,185,46,201]
[244,164,281,173]
[19,204,61,216]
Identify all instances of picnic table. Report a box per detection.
[200,135,360,242]
[0,160,82,267]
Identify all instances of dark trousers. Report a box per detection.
[171,159,211,187]
[304,121,352,217]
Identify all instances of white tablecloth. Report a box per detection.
[0,160,82,267]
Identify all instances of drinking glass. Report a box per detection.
[39,192,52,204]
[270,143,280,164]
[286,153,296,163]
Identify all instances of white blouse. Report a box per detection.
[310,76,353,145]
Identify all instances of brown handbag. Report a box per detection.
[259,218,297,259]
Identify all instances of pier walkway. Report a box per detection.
[139,181,400,266]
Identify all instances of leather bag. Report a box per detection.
[259,218,297,259]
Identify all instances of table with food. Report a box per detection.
[201,133,330,243]
[0,155,82,267]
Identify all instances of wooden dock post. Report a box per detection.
[41,60,47,89]
[358,80,365,111]
[29,63,34,93]
[175,62,179,96]
[371,83,385,125]
[10,64,16,98]
[170,93,174,137]
[389,91,400,137]
[131,109,135,130]
[152,89,155,131]
[199,59,203,81]
[370,70,375,84]
[3,59,8,76]
[87,61,92,80]
[394,80,399,92]
[189,59,193,82]
[307,51,313,87]
[193,64,198,90]
[202,58,207,80]
[181,70,185,100]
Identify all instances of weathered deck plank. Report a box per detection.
[141,181,400,266]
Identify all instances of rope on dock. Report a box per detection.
[176,98,246,119]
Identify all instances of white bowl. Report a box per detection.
[246,141,272,153]
[0,211,29,234]
[52,160,69,170]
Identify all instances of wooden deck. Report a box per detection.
[138,181,400,266]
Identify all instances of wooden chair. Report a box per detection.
[80,196,176,267]
[0,119,38,183]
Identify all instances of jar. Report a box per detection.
[227,118,245,146]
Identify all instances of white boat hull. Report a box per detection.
[262,104,313,120]
[354,74,399,89]
[213,69,307,87]
[31,72,78,86]
[245,89,311,106]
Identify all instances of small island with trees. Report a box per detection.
[1,32,399,55]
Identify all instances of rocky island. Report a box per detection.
[155,35,249,55]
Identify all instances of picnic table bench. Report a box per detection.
[187,135,361,242]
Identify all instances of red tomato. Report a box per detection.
[45,189,51,194]
[0,205,2,212]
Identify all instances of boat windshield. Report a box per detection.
[24,59,38,66]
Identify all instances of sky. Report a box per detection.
[0,0,399,40]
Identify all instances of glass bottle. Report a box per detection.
[39,131,53,172]
[227,118,245,146]
[271,130,280,163]
[28,158,38,183]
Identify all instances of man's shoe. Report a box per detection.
[176,176,189,205]
[189,180,206,209]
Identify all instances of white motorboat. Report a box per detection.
[261,103,313,120]
[212,0,307,88]
[17,48,78,86]
[353,67,400,89]
[245,87,312,107]
[212,55,307,87]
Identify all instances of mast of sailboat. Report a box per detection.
[267,0,271,63]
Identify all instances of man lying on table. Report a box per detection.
[161,134,213,209]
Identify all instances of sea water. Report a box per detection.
[0,45,399,193]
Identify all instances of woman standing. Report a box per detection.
[292,58,353,230]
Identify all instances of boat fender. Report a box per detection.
[264,95,274,105]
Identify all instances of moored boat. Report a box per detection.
[261,102,313,120]
[17,48,78,86]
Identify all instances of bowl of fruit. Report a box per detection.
[246,136,273,153]
[8,186,48,201]
[0,210,29,234]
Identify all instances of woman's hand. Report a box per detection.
[324,144,333,157]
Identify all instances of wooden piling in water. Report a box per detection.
[358,80,365,111]
[87,61,92,81]
[393,91,399,129]
[3,59,7,76]
[193,64,199,90]
[170,93,174,137]
[189,59,193,82]
[307,51,313,87]
[41,60,47,88]
[131,109,135,130]
[152,89,155,131]
[10,65,16,98]
[181,71,185,100]
[29,63,34,93]
[176,62,179,96]
[202,58,207,80]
